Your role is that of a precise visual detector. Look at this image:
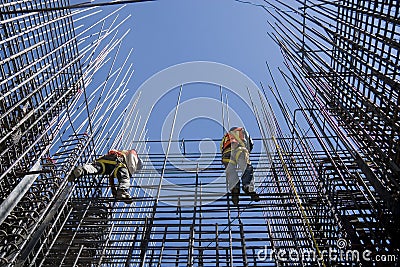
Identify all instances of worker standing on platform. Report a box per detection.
[220,127,259,205]
[68,149,142,204]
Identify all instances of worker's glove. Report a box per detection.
[82,164,98,174]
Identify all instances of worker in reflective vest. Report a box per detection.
[68,149,142,204]
[220,127,259,205]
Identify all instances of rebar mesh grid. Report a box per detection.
[264,0,400,255]
[266,0,399,192]
[332,1,400,181]
[0,0,82,192]
[0,0,132,265]
[40,136,355,267]
[0,0,84,264]
[37,126,398,266]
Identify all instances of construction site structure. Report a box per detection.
[0,0,399,266]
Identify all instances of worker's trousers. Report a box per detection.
[82,161,130,190]
[222,147,254,192]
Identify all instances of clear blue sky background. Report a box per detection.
[124,0,278,89]
[75,0,289,153]
[126,0,283,137]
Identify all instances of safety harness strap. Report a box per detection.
[98,158,126,197]
[97,159,119,165]
[222,158,235,164]
[98,161,106,175]
[230,130,246,149]
[113,163,125,178]
[222,147,246,165]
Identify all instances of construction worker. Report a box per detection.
[68,149,142,204]
[221,127,259,205]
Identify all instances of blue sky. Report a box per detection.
[124,0,278,88]
[74,0,288,154]
[121,1,283,140]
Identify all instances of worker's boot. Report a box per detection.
[249,192,260,202]
[243,185,260,202]
[242,164,259,202]
[116,189,133,204]
[231,187,240,206]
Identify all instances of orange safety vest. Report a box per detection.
[220,127,246,152]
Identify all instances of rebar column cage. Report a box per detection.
[0,0,86,264]
[264,0,400,253]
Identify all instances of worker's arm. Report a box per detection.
[242,128,253,152]
[220,135,226,152]
[248,136,254,152]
